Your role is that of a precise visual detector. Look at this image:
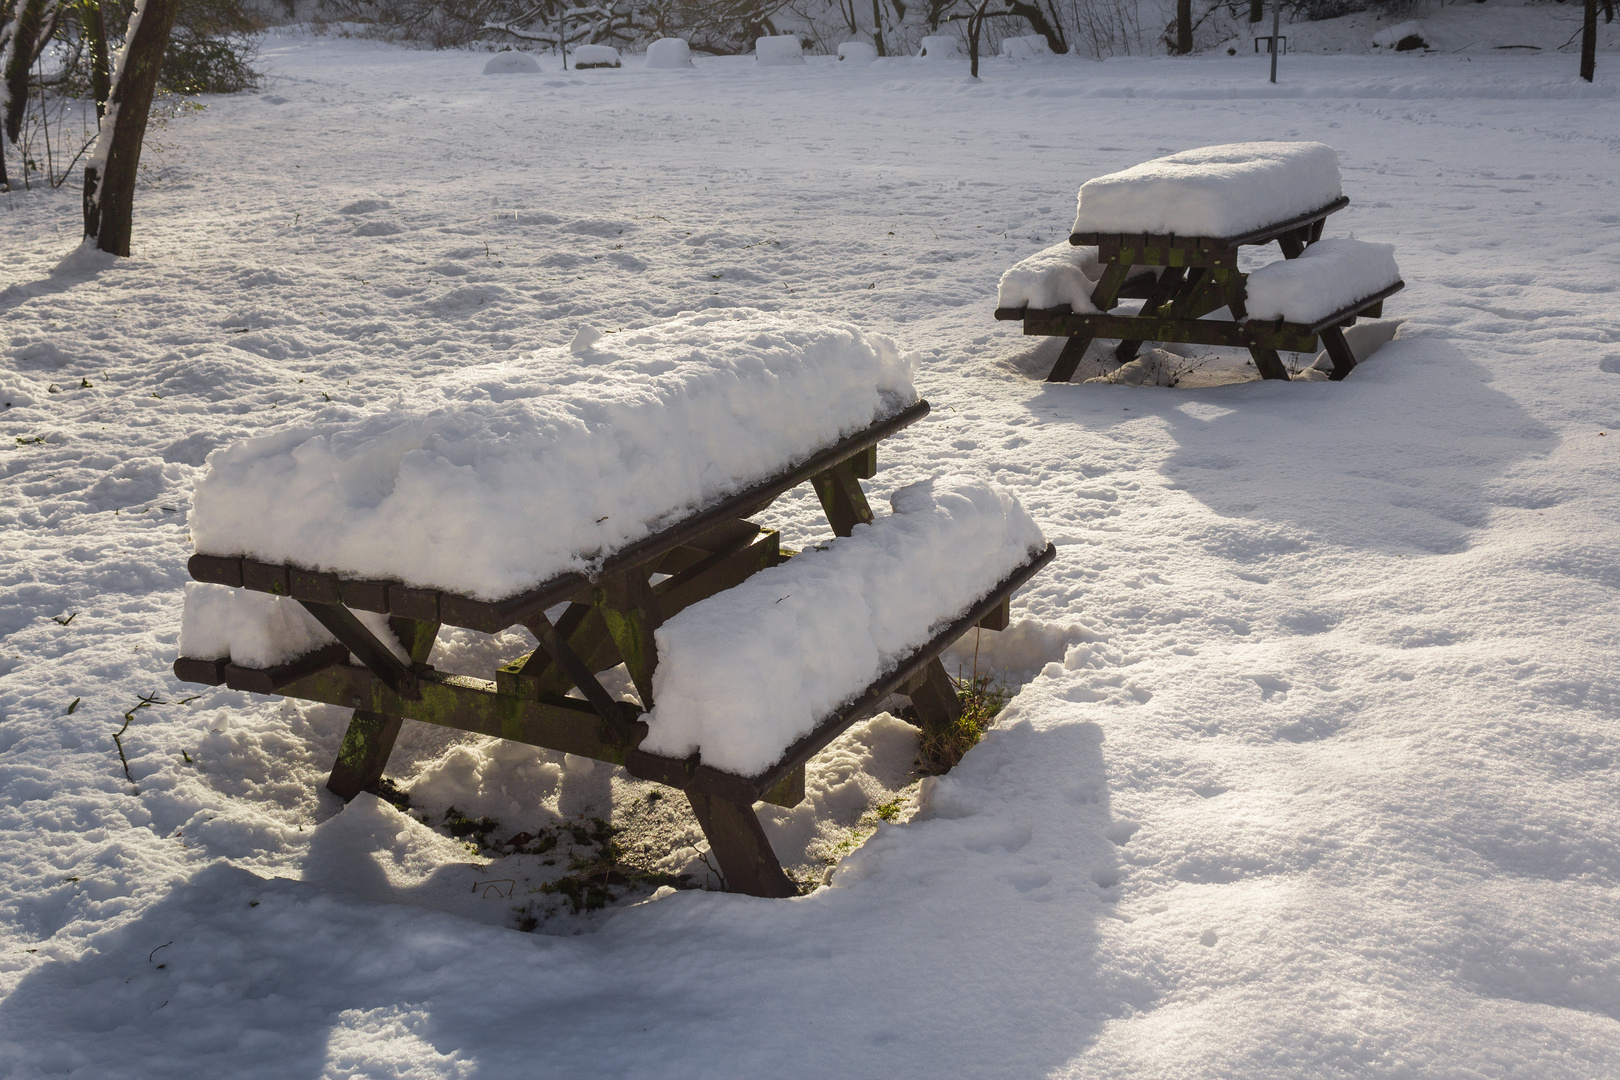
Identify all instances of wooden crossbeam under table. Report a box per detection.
[173,399,1056,897]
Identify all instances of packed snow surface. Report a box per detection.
[996,241,1104,311]
[1072,141,1344,239]
[1244,237,1402,324]
[187,308,916,599]
[3,26,1620,1080]
[644,474,1047,775]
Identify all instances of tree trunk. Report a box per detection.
[1250,0,1263,23]
[871,0,885,55]
[4,0,52,144]
[1582,0,1597,81]
[83,0,182,256]
[1006,1,1067,55]
[84,0,110,119]
[1177,0,1193,55]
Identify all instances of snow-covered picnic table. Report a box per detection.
[172,309,1055,897]
[996,142,1404,382]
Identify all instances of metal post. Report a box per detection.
[1270,3,1280,83]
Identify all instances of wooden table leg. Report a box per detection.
[1115,267,1186,363]
[327,709,403,800]
[685,790,798,898]
[1319,326,1357,381]
[1045,333,1095,383]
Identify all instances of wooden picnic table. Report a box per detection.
[174,400,1055,898]
[997,196,1403,384]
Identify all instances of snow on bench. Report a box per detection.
[1071,141,1343,240]
[641,474,1047,777]
[188,308,916,603]
[996,242,1105,312]
[1243,238,1402,325]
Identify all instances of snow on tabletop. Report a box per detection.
[837,41,877,64]
[571,44,620,68]
[642,474,1047,777]
[997,242,1104,311]
[643,37,692,68]
[918,35,965,59]
[755,36,804,66]
[1244,238,1401,324]
[1001,34,1054,60]
[482,50,540,75]
[188,309,916,601]
[1071,141,1343,240]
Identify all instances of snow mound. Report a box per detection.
[644,38,692,68]
[756,36,804,66]
[1084,348,1185,387]
[188,308,918,600]
[997,242,1104,311]
[1001,35,1053,60]
[572,44,620,69]
[1244,238,1401,324]
[1072,141,1343,240]
[918,35,964,59]
[838,41,877,64]
[1372,21,1427,50]
[643,474,1048,777]
[482,51,540,75]
[1,370,42,409]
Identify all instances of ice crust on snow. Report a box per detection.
[188,309,916,600]
[1072,141,1343,239]
[642,474,1047,777]
[755,36,805,66]
[996,242,1104,311]
[1244,238,1401,323]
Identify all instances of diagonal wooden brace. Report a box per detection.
[525,610,637,737]
[298,600,419,700]
[811,455,876,537]
[595,569,664,709]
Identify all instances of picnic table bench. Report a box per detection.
[172,310,1055,898]
[995,142,1404,384]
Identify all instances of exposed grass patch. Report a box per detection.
[916,674,1008,775]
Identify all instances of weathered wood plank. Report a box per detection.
[326,709,403,801]
[1027,312,1320,354]
[220,642,350,695]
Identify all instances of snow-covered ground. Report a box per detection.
[3,24,1620,1078]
